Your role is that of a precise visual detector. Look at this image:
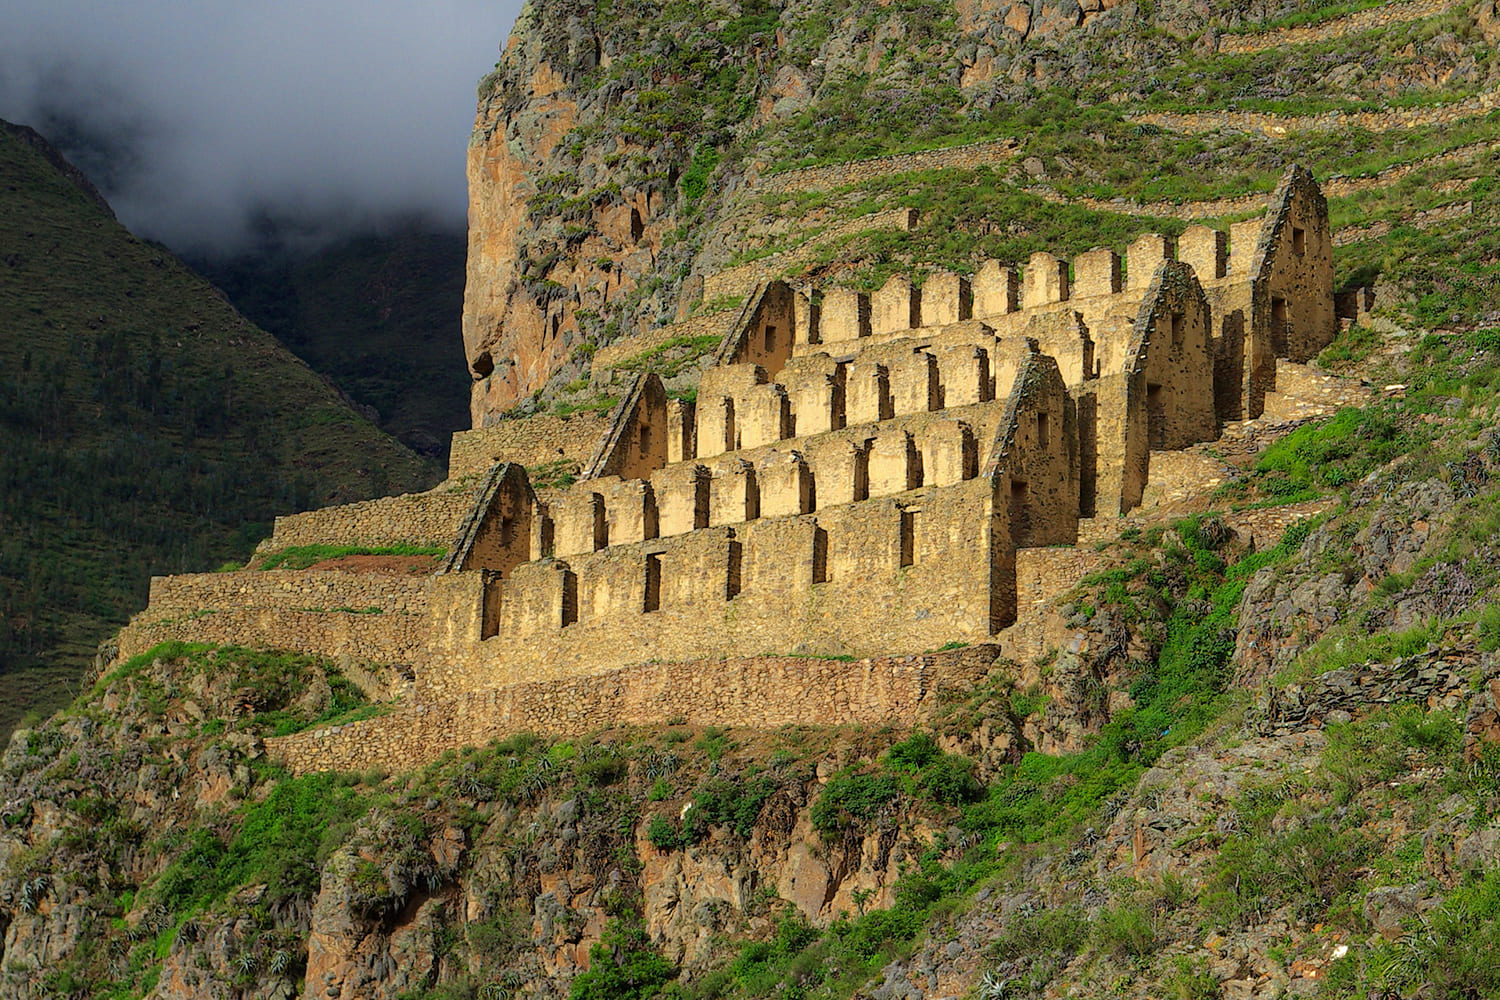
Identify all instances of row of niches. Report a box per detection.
[774,221,1272,353]
[684,345,1031,463]
[549,414,994,560]
[494,479,997,639]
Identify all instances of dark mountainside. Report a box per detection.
[0,120,437,744]
[7,2,1500,1000]
[187,224,472,462]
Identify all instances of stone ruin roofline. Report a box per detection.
[113,166,1338,773]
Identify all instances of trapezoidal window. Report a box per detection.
[1170,311,1185,350]
[1291,226,1306,256]
[812,526,829,583]
[725,540,743,599]
[560,570,579,626]
[1009,480,1030,547]
[764,325,777,354]
[1037,411,1050,451]
[900,509,919,567]
[643,553,662,613]
[1271,296,1289,355]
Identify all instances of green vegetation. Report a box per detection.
[152,772,369,913]
[570,906,678,999]
[526,458,580,490]
[1221,0,1394,33]
[253,543,445,571]
[0,126,433,743]
[1317,323,1380,370]
[611,333,722,380]
[1235,405,1422,502]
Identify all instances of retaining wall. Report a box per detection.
[1217,0,1458,54]
[449,412,612,480]
[267,644,1002,775]
[258,491,474,552]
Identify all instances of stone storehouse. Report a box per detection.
[116,166,1337,770]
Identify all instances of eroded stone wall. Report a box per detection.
[268,645,1002,775]
[120,571,431,665]
[258,490,476,553]
[419,477,1007,698]
[448,411,611,480]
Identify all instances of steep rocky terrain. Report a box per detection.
[11,1,1500,998]
[462,0,1500,421]
[7,319,1500,998]
[0,121,437,743]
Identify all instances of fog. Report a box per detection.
[0,0,525,253]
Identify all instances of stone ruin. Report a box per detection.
[116,165,1339,772]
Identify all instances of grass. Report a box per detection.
[253,543,445,571]
[1276,618,1448,685]
[1220,0,1400,33]
[609,333,722,379]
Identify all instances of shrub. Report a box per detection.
[1091,901,1157,960]
[569,914,676,1000]
[645,813,684,852]
[811,771,901,838]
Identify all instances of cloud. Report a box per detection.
[0,0,524,252]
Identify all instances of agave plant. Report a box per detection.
[977,970,1011,999]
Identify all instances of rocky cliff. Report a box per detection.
[460,0,1500,423]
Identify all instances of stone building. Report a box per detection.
[116,166,1339,769]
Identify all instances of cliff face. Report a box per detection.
[460,0,1186,423]
[460,0,1500,424]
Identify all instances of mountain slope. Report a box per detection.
[0,120,437,741]
[188,223,471,461]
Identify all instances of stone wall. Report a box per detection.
[258,490,475,552]
[118,571,432,664]
[119,608,430,666]
[756,138,1022,196]
[1130,85,1500,137]
[448,412,611,480]
[1250,645,1482,736]
[420,477,1009,697]
[1128,261,1218,451]
[1217,0,1457,55]
[267,644,1002,775]
[1016,546,1105,616]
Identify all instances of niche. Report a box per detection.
[725,539,743,599]
[643,553,662,613]
[1291,226,1305,256]
[900,509,920,567]
[1037,411,1051,451]
[1009,480,1030,547]
[1170,311,1185,350]
[812,526,829,583]
[561,570,579,626]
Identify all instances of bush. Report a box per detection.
[811,771,901,838]
[569,914,676,1000]
[1091,901,1157,960]
[645,813,685,852]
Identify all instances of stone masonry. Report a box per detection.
[122,166,1341,773]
